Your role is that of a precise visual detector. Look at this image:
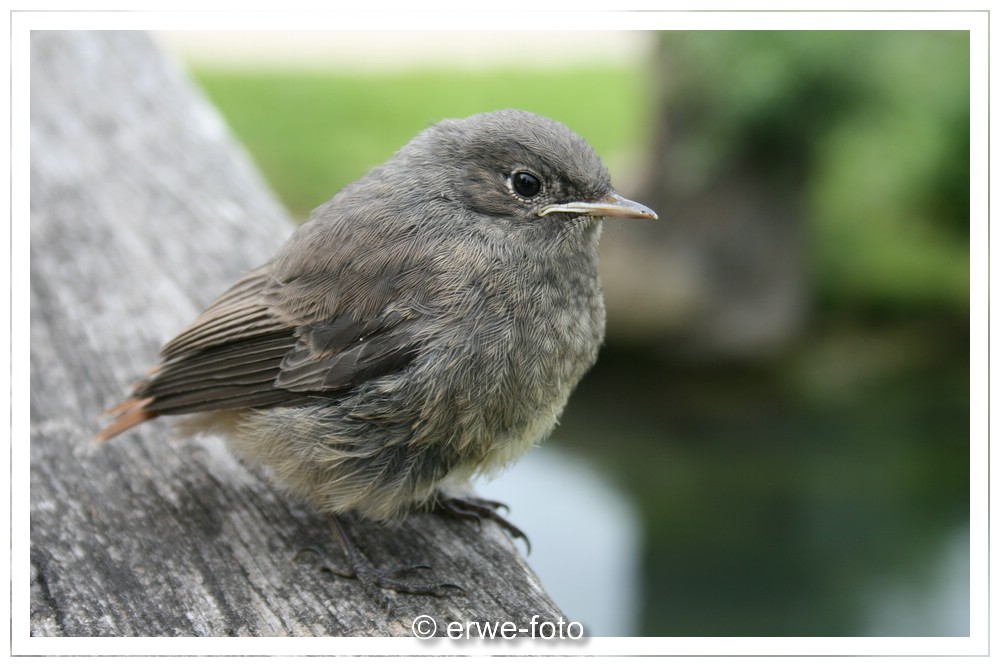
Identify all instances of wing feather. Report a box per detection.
[100,262,422,437]
[98,210,437,442]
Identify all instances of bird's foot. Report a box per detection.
[295,516,463,611]
[433,493,531,553]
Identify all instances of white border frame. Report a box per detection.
[10,3,990,661]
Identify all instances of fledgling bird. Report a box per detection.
[98,109,657,597]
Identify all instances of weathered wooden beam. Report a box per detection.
[29,30,561,637]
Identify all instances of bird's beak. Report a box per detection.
[538,192,658,220]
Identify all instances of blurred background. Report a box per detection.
[155,30,971,637]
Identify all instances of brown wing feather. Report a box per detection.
[98,259,423,441]
[160,266,286,358]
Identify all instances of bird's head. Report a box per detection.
[404,109,657,229]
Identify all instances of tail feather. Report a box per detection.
[95,396,158,443]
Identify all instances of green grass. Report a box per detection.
[193,67,652,219]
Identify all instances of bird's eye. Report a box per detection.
[511,170,542,199]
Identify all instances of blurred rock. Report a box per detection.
[602,168,806,361]
[602,34,809,362]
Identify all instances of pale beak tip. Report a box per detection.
[605,192,659,221]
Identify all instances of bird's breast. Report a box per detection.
[412,242,606,477]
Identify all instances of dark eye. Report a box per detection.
[511,170,541,198]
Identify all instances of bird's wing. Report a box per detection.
[97,264,421,440]
[274,310,419,393]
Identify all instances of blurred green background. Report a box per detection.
[171,30,970,636]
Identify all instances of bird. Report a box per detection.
[97,108,657,599]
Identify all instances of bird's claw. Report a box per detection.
[434,494,531,554]
[303,515,466,611]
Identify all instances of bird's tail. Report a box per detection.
[94,396,159,443]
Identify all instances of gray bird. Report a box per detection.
[98,109,657,597]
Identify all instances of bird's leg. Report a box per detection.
[432,493,531,553]
[294,514,463,610]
